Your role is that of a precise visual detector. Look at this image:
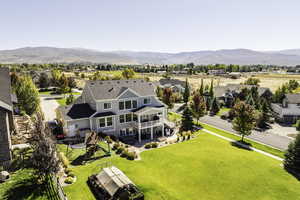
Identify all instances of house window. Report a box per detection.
[104,102,111,109]
[120,129,126,136]
[99,118,106,127]
[133,114,138,122]
[126,113,132,122]
[132,100,137,108]
[119,115,125,123]
[119,101,124,110]
[144,98,151,104]
[125,100,132,109]
[106,117,113,126]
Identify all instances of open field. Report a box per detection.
[147,73,300,92]
[58,132,299,200]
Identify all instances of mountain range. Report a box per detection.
[1,47,300,66]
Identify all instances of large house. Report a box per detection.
[158,78,186,93]
[214,84,273,107]
[0,68,14,165]
[272,94,300,124]
[58,79,174,143]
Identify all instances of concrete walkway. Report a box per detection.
[40,96,60,121]
[202,129,283,161]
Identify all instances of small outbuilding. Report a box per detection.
[88,166,144,200]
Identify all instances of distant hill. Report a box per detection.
[1,47,300,66]
[0,47,136,64]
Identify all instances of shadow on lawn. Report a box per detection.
[230,141,253,151]
[3,178,47,200]
[285,168,300,181]
[71,154,110,166]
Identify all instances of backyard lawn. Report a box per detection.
[59,132,300,200]
[0,169,59,200]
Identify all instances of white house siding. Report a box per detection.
[66,119,90,137]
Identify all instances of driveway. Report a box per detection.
[40,96,60,122]
[199,115,293,150]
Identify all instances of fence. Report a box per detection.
[51,175,68,200]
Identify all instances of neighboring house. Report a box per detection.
[214,84,273,107]
[158,78,186,93]
[208,69,226,75]
[58,79,174,143]
[0,68,15,165]
[272,94,300,124]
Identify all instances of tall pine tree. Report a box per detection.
[183,78,190,104]
[284,134,300,174]
[181,106,193,131]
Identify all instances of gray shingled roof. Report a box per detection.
[214,84,271,98]
[58,103,96,120]
[159,78,186,87]
[86,79,155,100]
[285,94,300,104]
[0,67,12,111]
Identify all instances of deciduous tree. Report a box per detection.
[191,93,206,123]
[232,101,256,142]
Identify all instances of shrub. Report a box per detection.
[151,142,158,148]
[64,177,74,184]
[112,143,120,150]
[144,143,152,149]
[65,168,73,174]
[105,136,113,144]
[68,172,76,178]
[116,147,125,154]
[110,135,118,142]
[59,152,69,168]
[127,152,136,160]
[220,114,227,120]
[121,150,129,158]
[187,134,191,140]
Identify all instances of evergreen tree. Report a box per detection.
[31,114,60,182]
[191,93,206,123]
[284,134,300,174]
[232,101,256,142]
[260,98,271,124]
[181,106,193,131]
[246,94,255,107]
[199,79,204,96]
[183,78,190,104]
[209,79,214,97]
[210,97,220,115]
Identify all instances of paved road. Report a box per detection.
[200,115,293,150]
[40,97,60,121]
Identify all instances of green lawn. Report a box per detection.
[39,91,81,96]
[167,112,284,158]
[216,107,230,116]
[198,122,285,158]
[0,169,59,200]
[57,98,67,106]
[58,133,299,200]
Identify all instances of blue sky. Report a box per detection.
[1,0,300,52]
